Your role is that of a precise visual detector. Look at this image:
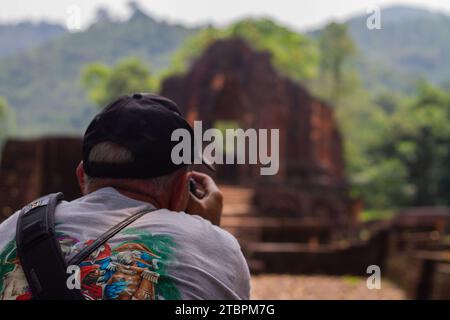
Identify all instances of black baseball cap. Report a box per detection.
[83,93,214,179]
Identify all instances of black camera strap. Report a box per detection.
[67,205,155,266]
[16,193,84,300]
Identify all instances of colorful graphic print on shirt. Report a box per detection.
[0,228,180,300]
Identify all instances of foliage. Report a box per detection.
[0,21,65,58]
[344,5,450,92]
[335,85,400,209]
[81,57,159,108]
[166,18,319,81]
[337,77,450,209]
[371,81,450,206]
[311,20,450,210]
[0,6,196,135]
[343,80,450,210]
[316,22,356,105]
[2,6,450,135]
[310,22,387,209]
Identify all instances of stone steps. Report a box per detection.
[220,184,254,217]
[218,184,341,273]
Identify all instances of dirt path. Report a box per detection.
[251,274,406,300]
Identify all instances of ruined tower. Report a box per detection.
[162,38,355,224]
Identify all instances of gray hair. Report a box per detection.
[84,141,186,196]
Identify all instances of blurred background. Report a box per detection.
[0,0,450,299]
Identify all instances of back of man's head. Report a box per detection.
[82,141,187,199]
[82,93,193,179]
[77,93,213,211]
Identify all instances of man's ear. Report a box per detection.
[168,170,190,212]
[76,161,86,194]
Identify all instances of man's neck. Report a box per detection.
[89,185,163,209]
[114,187,162,209]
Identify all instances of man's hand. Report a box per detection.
[186,171,223,226]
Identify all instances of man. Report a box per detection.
[0,93,250,300]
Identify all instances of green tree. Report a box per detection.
[81,57,159,108]
[311,22,384,209]
[372,81,450,206]
[317,22,356,106]
[226,19,319,81]
[336,87,396,209]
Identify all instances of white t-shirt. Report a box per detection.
[0,187,250,300]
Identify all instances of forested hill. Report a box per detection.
[1,5,450,135]
[0,8,197,135]
[344,5,450,92]
[0,21,66,58]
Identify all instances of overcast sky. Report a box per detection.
[2,0,450,31]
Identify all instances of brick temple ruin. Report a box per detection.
[162,38,356,226]
[0,137,82,220]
